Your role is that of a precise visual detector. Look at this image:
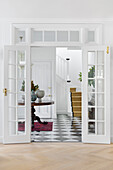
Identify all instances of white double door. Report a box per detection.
[3,45,110,144]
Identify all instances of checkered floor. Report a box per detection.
[31,114,82,142]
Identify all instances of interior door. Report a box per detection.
[82,46,110,144]
[3,45,31,144]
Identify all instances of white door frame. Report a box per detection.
[3,44,111,144]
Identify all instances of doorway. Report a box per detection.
[3,45,110,144]
[30,46,82,142]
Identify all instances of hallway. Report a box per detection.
[31,114,82,142]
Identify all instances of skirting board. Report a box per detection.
[0,136,3,143]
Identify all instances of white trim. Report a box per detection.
[0,18,113,24]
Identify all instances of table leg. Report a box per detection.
[31,106,48,128]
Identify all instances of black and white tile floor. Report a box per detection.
[31,114,82,142]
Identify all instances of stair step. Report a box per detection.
[70,88,76,92]
[73,106,81,111]
[73,113,81,117]
[72,96,81,101]
[71,92,82,96]
[72,101,82,107]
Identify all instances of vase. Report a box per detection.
[36,90,45,102]
[31,90,37,102]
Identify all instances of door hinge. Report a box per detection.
[107,46,109,54]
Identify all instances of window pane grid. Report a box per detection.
[88,51,105,135]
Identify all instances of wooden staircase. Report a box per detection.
[70,88,82,117]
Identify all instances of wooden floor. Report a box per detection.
[0,143,113,170]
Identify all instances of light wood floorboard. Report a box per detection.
[0,143,113,170]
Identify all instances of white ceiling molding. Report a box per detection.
[0,18,113,24]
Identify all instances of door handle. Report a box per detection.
[3,88,7,96]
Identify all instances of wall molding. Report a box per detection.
[0,18,113,24]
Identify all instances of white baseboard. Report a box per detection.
[0,136,3,143]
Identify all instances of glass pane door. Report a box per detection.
[88,51,104,135]
[4,46,31,144]
[82,46,110,144]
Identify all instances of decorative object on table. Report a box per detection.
[36,90,45,102]
[20,80,39,101]
[31,90,37,102]
[18,122,53,132]
[31,80,39,91]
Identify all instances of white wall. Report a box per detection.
[56,48,82,88]
[0,0,113,19]
[31,47,56,118]
[56,48,82,114]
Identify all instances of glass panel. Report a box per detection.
[88,122,95,134]
[8,51,16,65]
[44,31,55,41]
[97,65,104,78]
[8,94,16,106]
[18,51,25,63]
[16,29,25,43]
[17,107,25,120]
[8,65,16,79]
[97,79,104,92]
[97,122,104,135]
[88,51,95,65]
[88,65,95,78]
[18,80,26,93]
[97,94,104,106]
[18,121,25,134]
[70,31,79,42]
[8,50,26,137]
[88,108,95,120]
[88,93,95,106]
[97,51,104,64]
[31,30,43,42]
[57,31,68,41]
[18,93,25,103]
[88,80,95,91]
[18,66,26,79]
[97,108,104,121]
[9,122,16,135]
[88,31,95,42]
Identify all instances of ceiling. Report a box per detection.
[0,0,113,19]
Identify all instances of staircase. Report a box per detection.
[70,88,82,118]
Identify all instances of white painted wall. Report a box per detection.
[56,48,82,114]
[56,48,82,88]
[0,0,113,19]
[31,47,56,118]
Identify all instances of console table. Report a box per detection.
[18,101,54,127]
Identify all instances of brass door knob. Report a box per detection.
[3,88,7,96]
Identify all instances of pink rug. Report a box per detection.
[18,122,53,131]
